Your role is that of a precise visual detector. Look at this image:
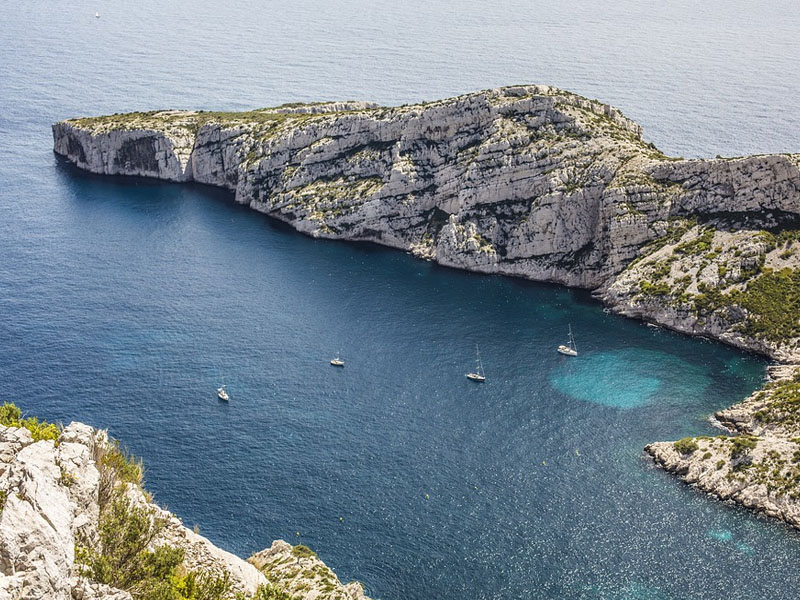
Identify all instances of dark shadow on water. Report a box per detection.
[53,153,773,366]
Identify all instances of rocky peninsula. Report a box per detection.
[0,405,368,600]
[53,86,800,530]
[646,365,800,529]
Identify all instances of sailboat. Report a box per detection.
[330,351,344,367]
[557,324,578,356]
[217,385,229,401]
[466,344,486,382]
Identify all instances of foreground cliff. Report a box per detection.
[53,85,800,362]
[0,405,368,600]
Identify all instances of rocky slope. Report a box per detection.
[52,85,800,362]
[0,414,368,600]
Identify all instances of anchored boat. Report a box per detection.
[557,324,578,357]
[466,344,486,382]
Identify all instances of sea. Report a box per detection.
[2,1,800,598]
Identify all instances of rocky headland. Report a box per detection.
[646,365,800,529]
[52,86,800,530]
[0,405,368,600]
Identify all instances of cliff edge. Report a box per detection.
[0,406,368,600]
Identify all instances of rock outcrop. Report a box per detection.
[0,420,368,600]
[52,85,800,362]
[250,541,368,600]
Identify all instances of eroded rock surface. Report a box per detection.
[250,541,369,600]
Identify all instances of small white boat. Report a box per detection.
[95,12,100,18]
[330,352,344,367]
[557,324,578,357]
[217,385,229,401]
[466,344,486,382]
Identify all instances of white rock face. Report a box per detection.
[0,432,75,600]
[250,540,369,600]
[52,85,800,362]
[0,421,361,600]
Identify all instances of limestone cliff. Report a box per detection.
[0,418,368,600]
[52,85,800,362]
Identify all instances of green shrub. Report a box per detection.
[702,452,712,460]
[291,545,316,559]
[731,436,758,458]
[101,441,143,485]
[675,228,714,256]
[730,268,800,341]
[98,440,144,510]
[750,380,800,432]
[76,495,175,591]
[673,438,699,454]
[0,403,22,425]
[172,570,233,600]
[21,417,60,442]
[252,584,297,600]
[0,403,60,442]
[716,459,726,470]
[77,493,233,600]
[639,280,672,296]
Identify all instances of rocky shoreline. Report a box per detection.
[0,413,368,600]
[52,85,800,531]
[646,365,800,529]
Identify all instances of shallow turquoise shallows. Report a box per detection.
[3,1,800,598]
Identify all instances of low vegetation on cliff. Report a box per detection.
[0,401,60,442]
[609,222,800,359]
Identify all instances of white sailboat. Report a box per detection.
[466,344,486,382]
[217,385,229,401]
[557,324,578,357]
[330,351,344,367]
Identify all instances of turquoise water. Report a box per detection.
[551,349,696,409]
[3,1,800,598]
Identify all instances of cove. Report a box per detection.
[7,167,800,599]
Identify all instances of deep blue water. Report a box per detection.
[3,1,800,599]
